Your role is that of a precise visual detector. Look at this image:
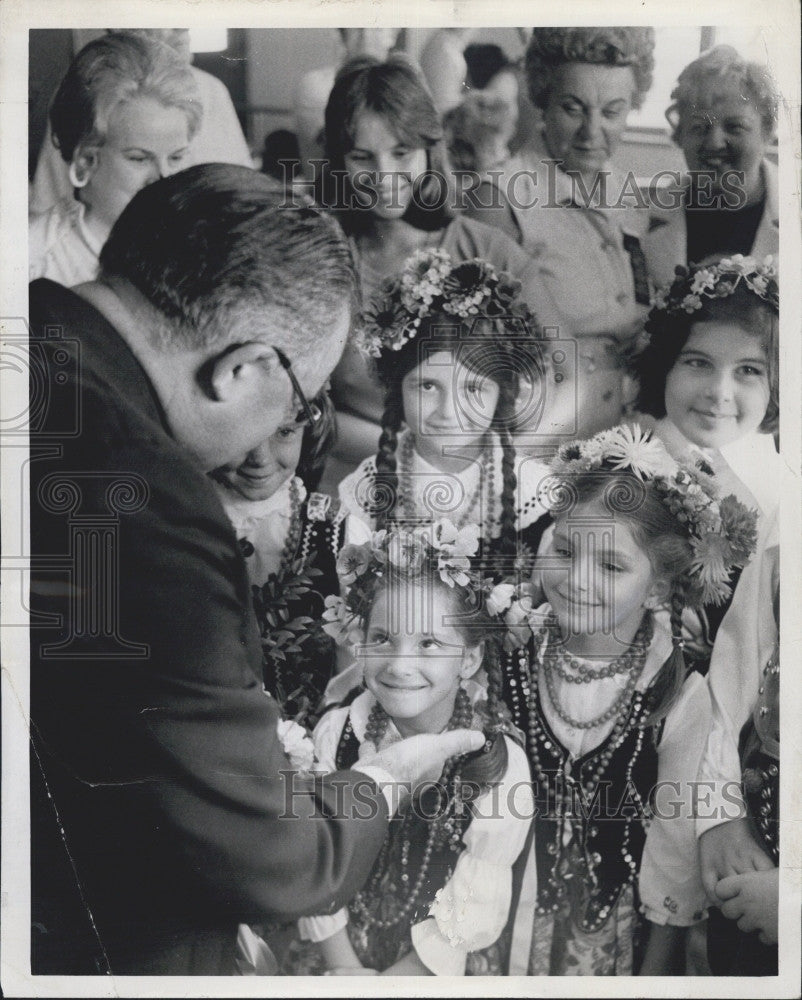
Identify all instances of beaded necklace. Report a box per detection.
[541,613,653,730]
[277,477,304,577]
[350,686,475,930]
[396,432,495,530]
[522,624,656,931]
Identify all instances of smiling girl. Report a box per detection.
[634,255,779,521]
[30,33,201,285]
[630,256,777,668]
[504,425,757,975]
[338,248,552,567]
[295,522,533,975]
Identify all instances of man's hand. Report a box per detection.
[699,819,775,901]
[716,868,779,945]
[365,729,485,796]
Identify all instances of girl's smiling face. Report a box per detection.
[344,111,428,220]
[664,321,770,450]
[542,502,664,647]
[361,582,483,738]
[402,351,500,463]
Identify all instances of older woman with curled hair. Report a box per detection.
[644,45,779,288]
[30,32,201,286]
[467,28,655,451]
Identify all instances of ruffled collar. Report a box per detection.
[217,476,307,535]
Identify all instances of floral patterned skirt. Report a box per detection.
[527,884,641,975]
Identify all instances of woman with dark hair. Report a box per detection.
[317,55,550,481]
[466,28,657,347]
[643,46,779,288]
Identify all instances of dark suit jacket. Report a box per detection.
[28,279,388,974]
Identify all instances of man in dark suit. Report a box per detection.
[29,164,481,975]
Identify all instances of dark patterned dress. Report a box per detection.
[289,689,533,975]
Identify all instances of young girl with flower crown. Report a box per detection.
[502,424,758,976]
[631,254,778,667]
[293,520,534,976]
[339,247,553,572]
[634,254,778,521]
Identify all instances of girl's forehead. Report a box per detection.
[411,350,489,378]
[686,320,768,355]
[554,504,642,550]
[351,110,404,149]
[368,580,457,628]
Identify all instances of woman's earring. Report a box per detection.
[68,159,91,189]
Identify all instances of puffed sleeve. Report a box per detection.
[410,737,534,975]
[639,673,710,926]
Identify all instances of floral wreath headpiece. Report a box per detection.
[355,247,540,359]
[649,254,778,316]
[543,424,759,606]
[322,519,535,650]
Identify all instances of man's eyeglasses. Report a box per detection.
[272,346,322,428]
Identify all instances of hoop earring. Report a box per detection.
[68,160,90,189]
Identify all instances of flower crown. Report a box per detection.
[322,519,534,649]
[650,254,778,316]
[355,248,539,359]
[544,424,758,606]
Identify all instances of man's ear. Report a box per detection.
[209,343,278,403]
[460,641,484,681]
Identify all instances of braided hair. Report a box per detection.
[555,471,698,725]
[371,314,520,550]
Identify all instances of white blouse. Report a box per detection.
[697,508,779,837]
[29,197,103,287]
[338,428,551,538]
[218,476,371,588]
[298,685,534,975]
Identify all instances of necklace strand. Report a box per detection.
[397,432,494,529]
[541,614,653,731]
[352,686,474,929]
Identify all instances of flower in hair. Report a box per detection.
[649,254,778,316]
[355,248,540,358]
[335,541,373,586]
[543,424,759,606]
[603,422,671,479]
[323,519,527,647]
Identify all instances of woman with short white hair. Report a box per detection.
[29,32,201,286]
